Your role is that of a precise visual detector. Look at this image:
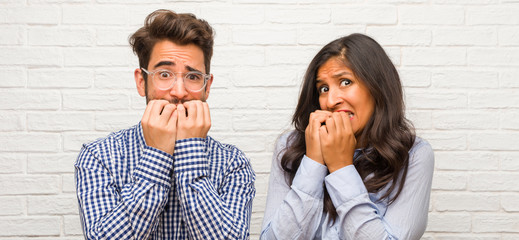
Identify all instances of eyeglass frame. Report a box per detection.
[140,67,211,92]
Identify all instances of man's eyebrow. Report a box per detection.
[153,61,174,69]
[153,61,203,73]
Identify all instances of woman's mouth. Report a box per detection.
[336,110,354,119]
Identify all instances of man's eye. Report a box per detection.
[159,71,172,79]
[186,73,203,81]
[318,86,329,94]
[340,79,352,86]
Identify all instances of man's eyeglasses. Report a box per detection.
[141,68,211,92]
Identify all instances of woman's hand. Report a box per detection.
[319,111,356,173]
[305,110,332,165]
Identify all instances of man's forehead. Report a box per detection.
[149,40,205,71]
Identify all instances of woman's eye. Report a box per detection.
[340,79,352,86]
[318,86,329,94]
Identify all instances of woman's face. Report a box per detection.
[316,56,375,134]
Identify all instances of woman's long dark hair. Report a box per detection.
[281,33,415,221]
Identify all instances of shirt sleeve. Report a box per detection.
[324,139,435,240]
[75,144,174,240]
[173,137,256,240]
[260,134,328,240]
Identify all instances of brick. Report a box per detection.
[233,110,292,131]
[5,6,60,24]
[200,6,264,24]
[500,152,519,171]
[432,70,498,89]
[212,24,231,46]
[434,0,498,3]
[0,153,26,174]
[0,217,60,236]
[264,87,300,110]
[470,90,519,109]
[299,0,361,2]
[128,5,200,26]
[63,6,127,25]
[28,27,93,46]
[0,89,61,110]
[212,47,264,67]
[64,47,130,67]
[406,110,432,129]
[266,7,330,24]
[432,172,467,190]
[427,213,471,232]
[247,152,273,173]
[63,91,129,110]
[433,27,497,46]
[236,0,297,3]
[500,70,519,88]
[503,234,519,240]
[28,68,93,88]
[402,48,466,66]
[0,26,24,45]
[0,196,25,216]
[210,133,266,152]
[435,151,499,171]
[399,68,431,88]
[255,173,269,196]
[27,112,94,131]
[28,195,78,215]
[432,111,498,130]
[64,215,83,235]
[27,153,78,173]
[208,67,231,89]
[470,133,519,151]
[265,46,319,66]
[468,48,519,66]
[406,91,467,110]
[208,88,267,109]
[250,212,264,236]
[467,7,519,25]
[400,6,464,25]
[204,110,231,134]
[233,27,297,45]
[367,27,431,46]
[332,6,397,24]
[62,174,76,193]
[63,132,110,152]
[0,47,61,67]
[297,26,365,46]
[473,214,519,232]
[501,193,519,212]
[499,27,519,46]
[0,175,60,195]
[95,111,141,131]
[385,47,401,66]
[231,66,298,87]
[95,69,141,89]
[0,112,25,131]
[30,0,89,2]
[0,68,26,87]
[0,133,60,152]
[470,172,519,191]
[96,28,134,46]
[130,94,146,110]
[435,193,499,211]
[501,112,519,130]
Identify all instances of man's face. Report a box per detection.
[134,40,213,104]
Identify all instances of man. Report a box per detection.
[75,9,256,239]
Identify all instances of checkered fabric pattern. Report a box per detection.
[75,123,256,239]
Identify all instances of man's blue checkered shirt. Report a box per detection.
[74,123,256,239]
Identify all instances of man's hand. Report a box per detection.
[305,110,332,165]
[176,100,211,140]
[319,111,356,173]
[141,100,178,155]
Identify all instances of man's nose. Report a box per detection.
[169,75,188,100]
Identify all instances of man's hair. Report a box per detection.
[129,9,214,76]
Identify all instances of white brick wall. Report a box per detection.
[0,1,517,239]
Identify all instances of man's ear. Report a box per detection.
[134,68,146,97]
[204,74,214,100]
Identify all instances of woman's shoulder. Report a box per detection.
[408,136,434,168]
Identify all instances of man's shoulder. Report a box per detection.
[81,124,140,157]
[206,136,250,164]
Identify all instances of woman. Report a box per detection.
[260,33,434,240]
